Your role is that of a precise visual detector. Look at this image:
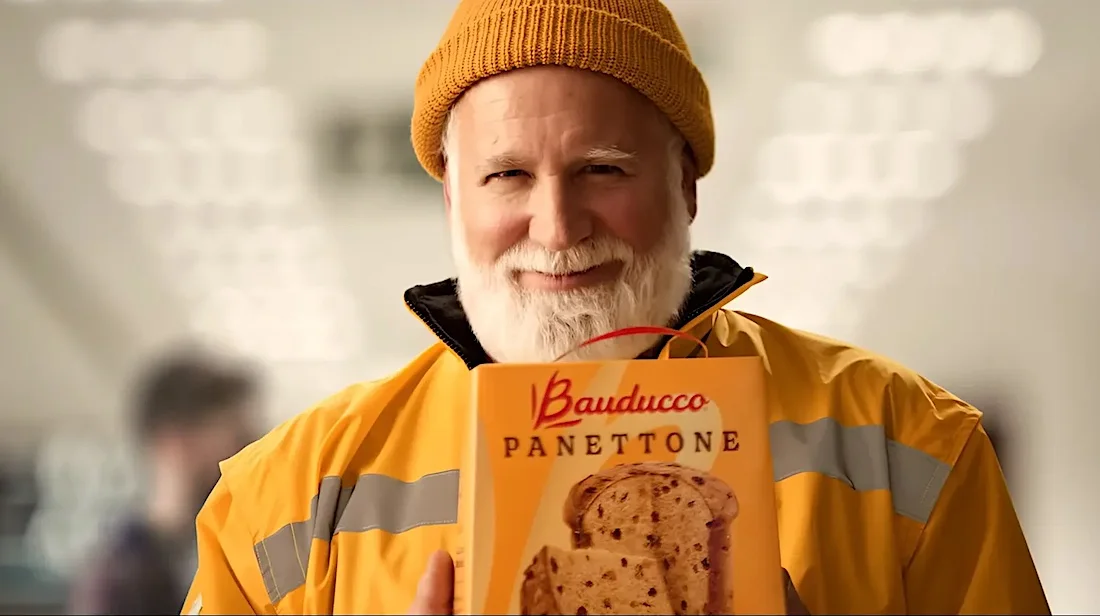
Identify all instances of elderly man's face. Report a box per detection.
[444,66,697,363]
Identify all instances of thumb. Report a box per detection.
[409,550,455,615]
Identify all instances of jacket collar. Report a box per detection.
[403,250,756,369]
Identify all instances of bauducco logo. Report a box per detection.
[532,371,708,430]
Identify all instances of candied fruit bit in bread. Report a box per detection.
[520,545,674,615]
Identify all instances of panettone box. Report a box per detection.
[455,335,784,615]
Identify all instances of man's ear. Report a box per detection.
[680,146,698,222]
[442,164,453,215]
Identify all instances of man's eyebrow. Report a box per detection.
[582,146,639,163]
[474,147,638,175]
[477,153,528,174]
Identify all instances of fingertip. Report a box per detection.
[413,550,455,615]
[417,551,454,592]
[426,550,453,577]
[432,549,454,566]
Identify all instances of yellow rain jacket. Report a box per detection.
[182,251,1048,615]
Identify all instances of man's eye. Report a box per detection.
[584,164,623,175]
[487,169,527,181]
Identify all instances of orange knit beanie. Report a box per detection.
[411,0,715,182]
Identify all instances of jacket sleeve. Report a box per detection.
[903,423,1049,614]
[181,478,273,615]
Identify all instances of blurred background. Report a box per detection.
[0,0,1096,613]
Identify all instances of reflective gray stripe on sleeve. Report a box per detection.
[770,417,952,524]
[253,469,460,605]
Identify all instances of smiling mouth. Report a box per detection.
[516,261,622,291]
[537,265,599,278]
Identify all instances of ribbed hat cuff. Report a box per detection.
[412,4,713,181]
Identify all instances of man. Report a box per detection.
[183,0,1049,614]
[69,348,260,615]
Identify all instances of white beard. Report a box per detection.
[450,192,694,364]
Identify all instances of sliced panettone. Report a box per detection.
[520,545,674,615]
[563,462,739,615]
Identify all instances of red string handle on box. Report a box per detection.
[553,325,709,362]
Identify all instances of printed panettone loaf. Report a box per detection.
[520,545,674,615]
[563,462,739,615]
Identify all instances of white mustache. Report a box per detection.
[493,237,635,276]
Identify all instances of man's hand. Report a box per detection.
[408,550,454,615]
[784,568,810,615]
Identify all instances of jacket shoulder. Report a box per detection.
[214,344,454,525]
[725,310,982,465]
[223,380,378,480]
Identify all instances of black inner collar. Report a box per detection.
[403,250,753,369]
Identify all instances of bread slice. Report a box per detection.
[563,462,739,615]
[520,545,674,615]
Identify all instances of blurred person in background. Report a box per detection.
[183,0,1048,614]
[69,348,260,615]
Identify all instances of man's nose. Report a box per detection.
[527,179,593,251]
